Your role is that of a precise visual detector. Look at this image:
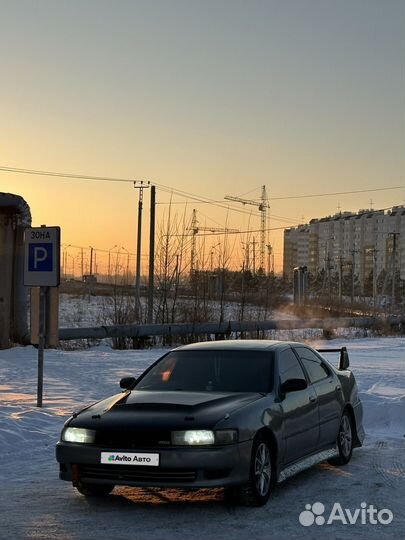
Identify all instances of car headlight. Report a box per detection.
[171,429,237,446]
[62,427,96,444]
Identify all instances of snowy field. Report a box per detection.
[0,337,404,540]
[58,293,301,329]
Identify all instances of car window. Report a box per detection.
[136,350,274,393]
[294,347,330,383]
[279,348,306,384]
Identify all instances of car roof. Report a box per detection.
[175,339,293,352]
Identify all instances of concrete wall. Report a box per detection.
[0,193,31,348]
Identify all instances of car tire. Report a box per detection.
[329,410,354,466]
[226,433,274,507]
[75,482,115,497]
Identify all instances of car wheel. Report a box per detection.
[329,410,353,466]
[75,482,115,497]
[227,434,274,507]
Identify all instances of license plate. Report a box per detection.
[101,452,159,467]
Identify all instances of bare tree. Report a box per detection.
[154,200,191,324]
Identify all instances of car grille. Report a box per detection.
[95,428,172,449]
[79,464,197,483]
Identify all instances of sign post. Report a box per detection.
[24,226,60,407]
[37,287,47,407]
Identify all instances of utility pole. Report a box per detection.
[108,245,117,283]
[322,250,332,296]
[121,247,129,283]
[372,249,378,306]
[190,209,198,275]
[350,249,358,302]
[147,185,156,324]
[89,246,94,275]
[379,232,400,307]
[245,241,250,272]
[391,232,399,306]
[322,247,328,294]
[134,181,150,318]
[364,247,378,305]
[267,244,272,276]
[324,252,330,295]
[338,256,343,302]
[252,237,257,275]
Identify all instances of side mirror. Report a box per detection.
[120,376,136,390]
[281,378,308,394]
[339,347,350,370]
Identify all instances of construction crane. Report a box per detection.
[224,185,269,272]
[189,209,239,274]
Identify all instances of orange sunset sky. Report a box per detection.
[1,1,404,273]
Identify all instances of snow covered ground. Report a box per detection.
[0,337,404,540]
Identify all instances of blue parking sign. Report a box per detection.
[24,227,61,287]
[28,243,53,272]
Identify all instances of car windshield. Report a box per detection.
[135,350,274,393]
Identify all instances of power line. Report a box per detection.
[4,164,402,230]
[233,185,263,199]
[0,165,401,202]
[0,165,259,219]
[156,184,258,218]
[268,186,403,200]
[1,165,402,235]
[0,166,134,184]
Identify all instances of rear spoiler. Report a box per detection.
[316,347,350,370]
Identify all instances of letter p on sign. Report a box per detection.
[29,244,53,272]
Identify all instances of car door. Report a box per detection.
[278,347,319,465]
[294,346,342,449]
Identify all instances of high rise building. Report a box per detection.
[283,225,310,282]
[283,206,405,292]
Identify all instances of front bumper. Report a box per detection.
[56,440,253,488]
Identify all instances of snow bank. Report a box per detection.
[312,337,405,439]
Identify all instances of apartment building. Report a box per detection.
[283,206,405,290]
[283,225,310,281]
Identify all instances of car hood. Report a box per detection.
[69,390,264,430]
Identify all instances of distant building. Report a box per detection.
[283,206,405,292]
[283,225,310,282]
